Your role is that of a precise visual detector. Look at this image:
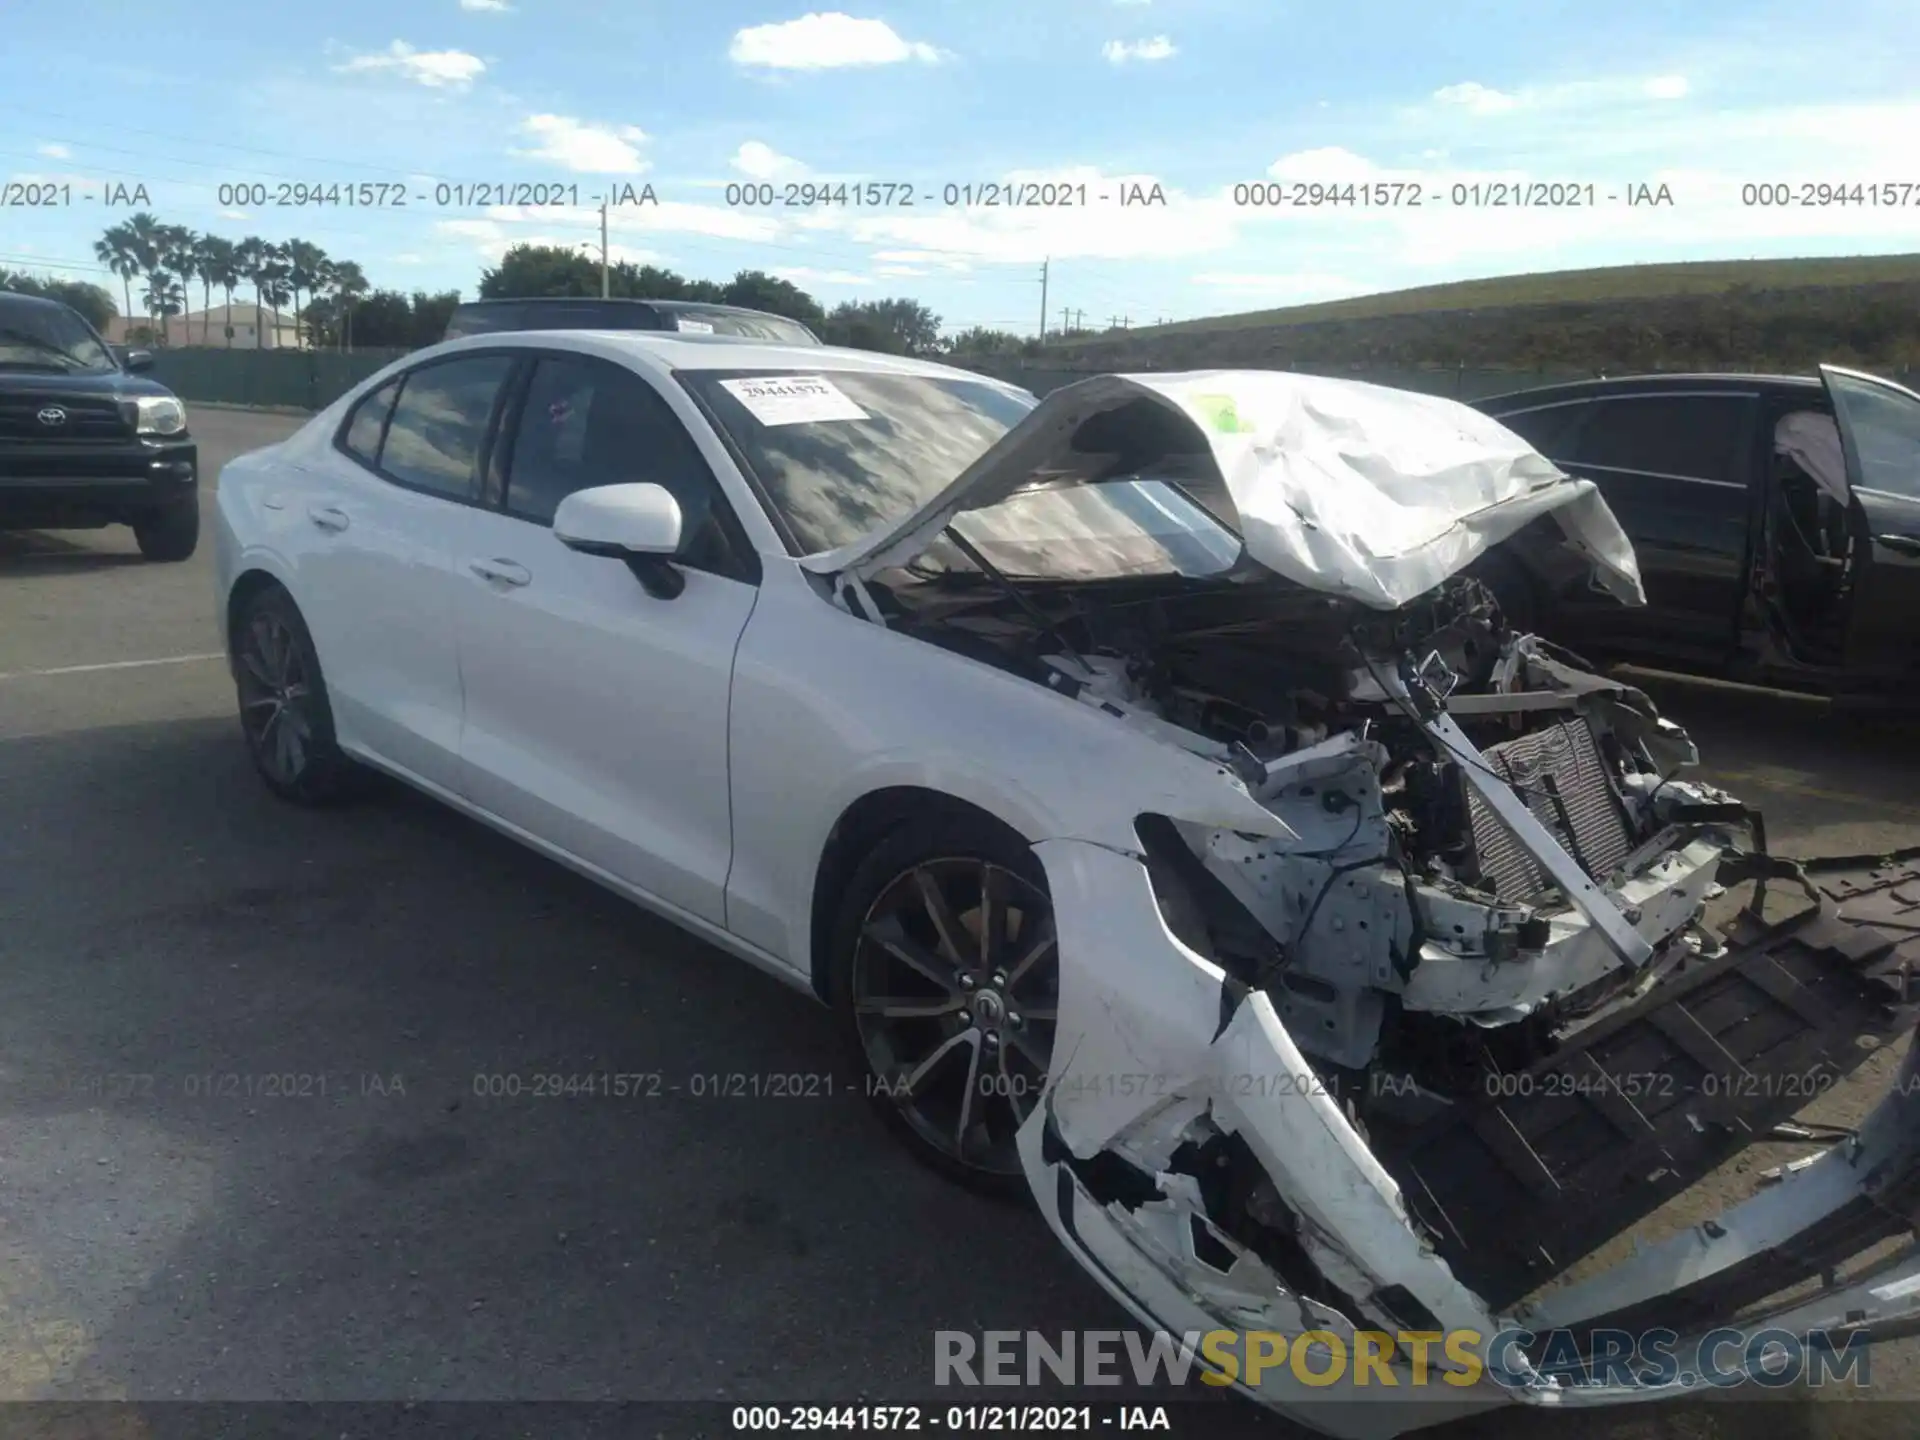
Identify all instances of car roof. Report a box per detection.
[1475,371,1826,409]
[0,291,74,313]
[427,328,1016,385]
[455,297,786,317]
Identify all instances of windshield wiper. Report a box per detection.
[940,523,1089,670]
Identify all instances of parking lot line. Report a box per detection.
[0,653,225,682]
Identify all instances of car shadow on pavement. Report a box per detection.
[0,529,145,574]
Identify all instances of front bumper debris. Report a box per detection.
[1020,841,1920,1438]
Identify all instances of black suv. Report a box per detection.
[0,292,200,561]
[443,297,820,345]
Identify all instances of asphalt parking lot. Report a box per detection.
[3,408,1917,1439]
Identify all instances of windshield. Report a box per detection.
[680,368,1037,554]
[0,300,116,373]
[922,476,1244,582]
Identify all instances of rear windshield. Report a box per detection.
[663,308,818,344]
[444,302,816,344]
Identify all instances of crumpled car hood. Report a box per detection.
[803,368,1646,611]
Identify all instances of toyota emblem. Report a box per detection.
[36,406,67,427]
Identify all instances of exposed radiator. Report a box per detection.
[1464,717,1634,900]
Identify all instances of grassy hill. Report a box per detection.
[1040,254,1920,371]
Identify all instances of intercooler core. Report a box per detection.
[1465,718,1634,899]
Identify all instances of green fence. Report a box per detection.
[150,347,410,411]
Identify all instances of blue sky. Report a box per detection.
[3,0,1918,334]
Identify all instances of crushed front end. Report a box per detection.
[1000,588,1920,1436]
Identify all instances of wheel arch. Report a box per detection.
[806,785,1038,1003]
[225,567,292,671]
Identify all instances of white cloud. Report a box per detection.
[392,252,425,264]
[1102,36,1176,64]
[479,199,784,244]
[432,216,664,265]
[1432,81,1517,115]
[732,141,807,180]
[874,263,927,277]
[514,114,650,173]
[1266,146,1386,181]
[729,13,943,69]
[218,208,248,220]
[1644,74,1689,99]
[37,142,70,159]
[459,0,512,9]
[335,41,486,89]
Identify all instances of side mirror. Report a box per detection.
[120,347,155,373]
[553,483,686,599]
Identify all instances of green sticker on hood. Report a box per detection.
[1191,393,1255,434]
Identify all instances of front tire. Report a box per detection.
[232,585,358,804]
[828,812,1059,1197]
[133,494,200,562]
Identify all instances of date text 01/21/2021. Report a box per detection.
[731,1406,1173,1432]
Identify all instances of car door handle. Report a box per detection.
[307,504,350,533]
[1875,533,1920,556]
[468,558,532,587]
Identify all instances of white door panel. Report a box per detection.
[450,505,757,926]
[290,450,466,789]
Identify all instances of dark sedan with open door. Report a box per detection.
[1472,366,1920,705]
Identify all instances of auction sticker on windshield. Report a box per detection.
[721,374,869,426]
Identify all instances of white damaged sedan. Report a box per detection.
[216,334,1920,1434]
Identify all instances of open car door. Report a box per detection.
[1822,365,1920,694]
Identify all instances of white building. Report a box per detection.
[106,304,302,350]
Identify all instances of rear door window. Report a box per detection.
[1488,401,1593,459]
[340,378,400,464]
[377,355,515,501]
[1569,395,1755,484]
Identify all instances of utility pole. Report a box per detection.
[1038,257,1049,341]
[599,201,610,298]
[1060,305,1071,335]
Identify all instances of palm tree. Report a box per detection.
[143,271,185,335]
[92,224,142,330]
[306,257,338,349]
[116,213,166,342]
[199,236,240,346]
[190,233,223,345]
[257,248,293,349]
[233,237,268,348]
[285,239,328,351]
[158,226,197,346]
[329,259,369,351]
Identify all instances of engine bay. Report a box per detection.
[870,562,1754,1107]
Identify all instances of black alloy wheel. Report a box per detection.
[233,587,355,803]
[834,818,1059,1195]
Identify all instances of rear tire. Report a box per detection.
[232,585,359,805]
[133,494,200,562]
[827,811,1058,1199]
